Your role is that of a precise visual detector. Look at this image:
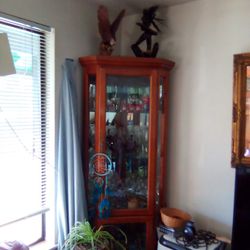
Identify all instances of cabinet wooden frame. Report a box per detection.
[232,53,250,166]
[79,56,174,249]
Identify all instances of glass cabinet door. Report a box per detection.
[156,77,164,210]
[89,75,96,157]
[87,75,96,220]
[105,75,150,210]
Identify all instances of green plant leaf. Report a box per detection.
[63,220,127,250]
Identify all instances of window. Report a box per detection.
[0,14,55,246]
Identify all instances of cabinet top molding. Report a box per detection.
[79,55,175,70]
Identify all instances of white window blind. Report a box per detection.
[0,15,54,245]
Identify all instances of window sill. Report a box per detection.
[29,241,57,250]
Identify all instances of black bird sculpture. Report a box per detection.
[131,5,163,58]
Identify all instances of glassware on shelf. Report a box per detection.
[103,76,152,210]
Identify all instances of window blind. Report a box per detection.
[0,15,54,231]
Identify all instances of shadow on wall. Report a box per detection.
[191,212,232,240]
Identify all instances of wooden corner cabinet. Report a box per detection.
[79,56,175,250]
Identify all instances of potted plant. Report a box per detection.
[63,220,127,250]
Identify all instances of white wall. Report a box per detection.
[120,0,250,239]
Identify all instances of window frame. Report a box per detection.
[0,15,55,247]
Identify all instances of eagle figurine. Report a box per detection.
[97,5,125,55]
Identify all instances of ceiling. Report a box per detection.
[86,0,197,15]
